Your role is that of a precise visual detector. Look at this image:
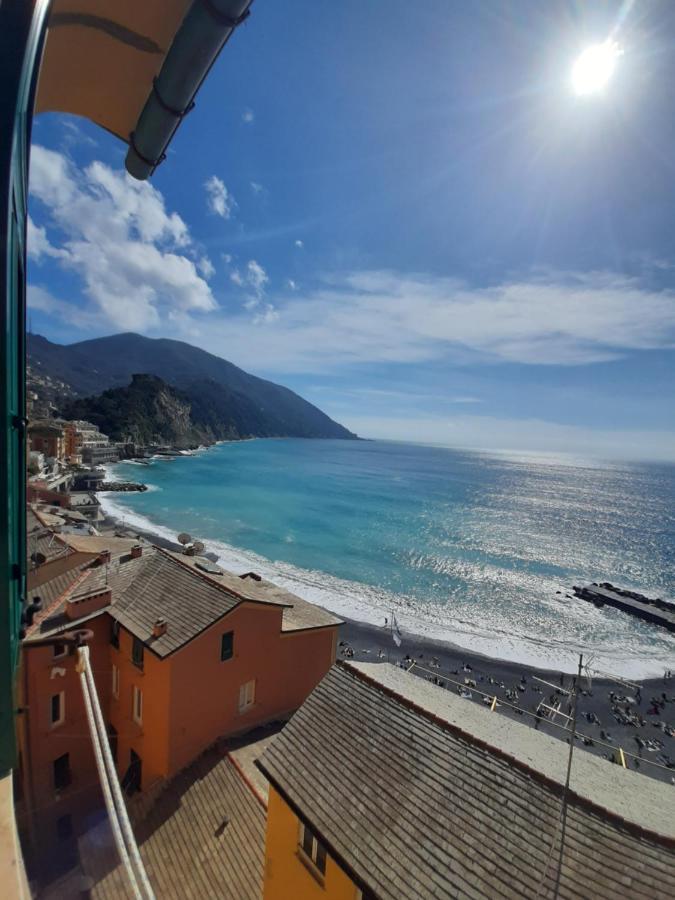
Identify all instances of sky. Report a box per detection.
[27,0,675,460]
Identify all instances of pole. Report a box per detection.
[552,653,583,900]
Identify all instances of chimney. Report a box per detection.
[152,618,167,639]
[98,549,111,565]
[66,587,112,620]
[130,544,143,559]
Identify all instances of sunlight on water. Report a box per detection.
[101,440,675,676]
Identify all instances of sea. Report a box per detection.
[100,439,675,678]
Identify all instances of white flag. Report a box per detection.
[392,613,402,647]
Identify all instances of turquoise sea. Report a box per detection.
[102,439,675,677]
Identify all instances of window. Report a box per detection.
[221,631,234,661]
[298,822,327,878]
[110,620,120,648]
[238,679,255,712]
[50,691,65,727]
[121,749,142,795]
[53,753,71,791]
[108,723,118,764]
[132,685,143,725]
[132,637,144,670]
[112,663,119,699]
[56,814,73,842]
[52,641,67,659]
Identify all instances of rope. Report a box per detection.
[78,649,142,900]
[80,647,156,900]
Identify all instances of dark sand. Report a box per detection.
[102,513,675,784]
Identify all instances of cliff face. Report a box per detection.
[29,332,358,440]
[61,374,207,448]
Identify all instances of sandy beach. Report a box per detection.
[101,512,675,784]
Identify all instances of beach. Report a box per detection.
[101,511,675,784]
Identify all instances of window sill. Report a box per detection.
[238,702,257,716]
[296,848,325,888]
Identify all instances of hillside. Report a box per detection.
[28,333,357,441]
[61,374,209,448]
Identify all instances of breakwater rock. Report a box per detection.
[100,481,148,492]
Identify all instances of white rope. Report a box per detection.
[79,646,156,900]
[77,650,142,900]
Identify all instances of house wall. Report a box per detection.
[167,604,337,778]
[263,786,358,900]
[108,622,171,793]
[17,616,111,879]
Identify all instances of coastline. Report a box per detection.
[98,508,675,783]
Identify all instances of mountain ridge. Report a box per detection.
[28,332,357,442]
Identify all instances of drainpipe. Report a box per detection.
[125,0,253,180]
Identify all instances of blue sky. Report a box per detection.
[27,0,675,459]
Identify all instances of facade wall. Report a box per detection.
[263,786,358,900]
[19,595,338,883]
[108,622,171,793]
[17,616,111,878]
[167,605,337,778]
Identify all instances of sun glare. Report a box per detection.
[571,40,622,96]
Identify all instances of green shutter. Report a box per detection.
[0,1,49,776]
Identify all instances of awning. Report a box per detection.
[35,0,252,179]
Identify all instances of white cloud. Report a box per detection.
[29,145,216,331]
[60,117,97,149]
[246,260,269,296]
[194,269,675,373]
[27,216,65,262]
[221,253,233,265]
[242,108,255,124]
[204,175,236,219]
[250,181,264,195]
[287,279,297,290]
[294,239,304,249]
[28,284,101,329]
[230,259,269,306]
[253,304,279,325]
[197,255,215,278]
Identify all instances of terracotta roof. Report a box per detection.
[73,748,265,900]
[257,662,675,900]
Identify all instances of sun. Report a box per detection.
[571,40,622,96]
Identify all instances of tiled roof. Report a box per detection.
[26,533,340,653]
[167,551,342,633]
[84,748,265,900]
[110,549,241,657]
[258,662,675,900]
[28,530,72,564]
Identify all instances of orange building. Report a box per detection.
[18,536,341,882]
[27,422,66,461]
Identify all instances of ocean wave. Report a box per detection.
[97,491,675,679]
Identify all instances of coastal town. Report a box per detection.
[17,485,675,897]
[2,1,674,898]
[20,390,675,897]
